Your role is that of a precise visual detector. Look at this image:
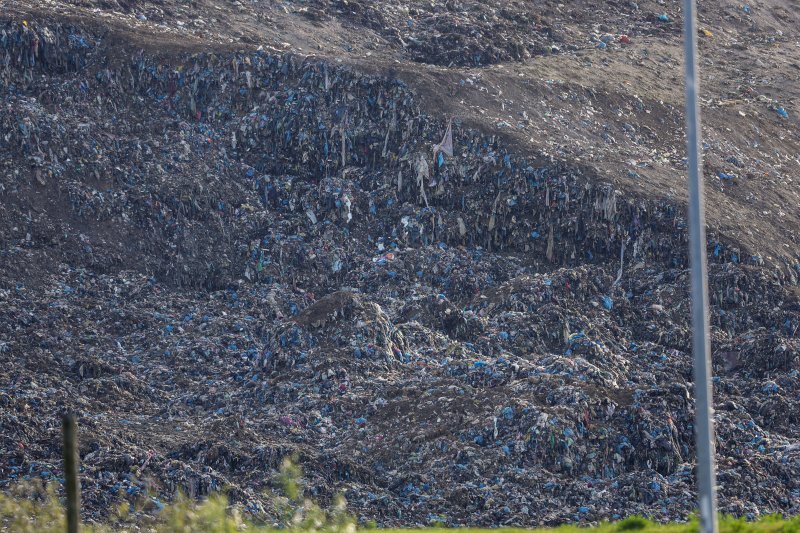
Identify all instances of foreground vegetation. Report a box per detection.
[2,460,799,532]
[5,491,800,533]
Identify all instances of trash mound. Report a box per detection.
[296,0,685,66]
[1,11,800,531]
[13,0,777,68]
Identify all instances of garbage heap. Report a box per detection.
[1,19,799,527]
[291,0,683,66]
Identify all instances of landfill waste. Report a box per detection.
[271,0,686,66]
[1,1,800,530]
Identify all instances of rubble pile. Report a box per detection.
[1,15,799,529]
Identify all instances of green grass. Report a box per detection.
[0,481,355,533]
[5,488,800,533]
[380,515,800,533]
[2,460,799,532]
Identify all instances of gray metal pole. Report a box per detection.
[682,2,718,533]
[63,413,80,533]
